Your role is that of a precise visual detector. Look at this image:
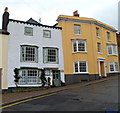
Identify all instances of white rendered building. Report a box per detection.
[7,18,65,88]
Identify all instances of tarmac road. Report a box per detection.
[2,76,118,112]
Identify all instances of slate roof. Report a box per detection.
[26,18,40,25]
[9,18,62,30]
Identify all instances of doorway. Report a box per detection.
[98,58,107,77]
[100,61,105,77]
[0,68,2,89]
[52,70,61,86]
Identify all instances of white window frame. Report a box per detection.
[72,39,87,53]
[43,47,59,64]
[19,69,41,85]
[107,44,117,55]
[109,62,119,73]
[20,45,38,63]
[74,25,81,35]
[24,27,33,36]
[43,30,51,38]
[74,61,88,74]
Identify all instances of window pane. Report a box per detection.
[43,30,51,38]
[74,62,78,72]
[27,70,38,83]
[19,70,26,84]
[74,25,80,35]
[21,46,38,62]
[97,43,101,53]
[24,27,33,36]
[107,32,110,41]
[19,69,40,84]
[48,49,56,62]
[113,45,117,55]
[115,62,119,71]
[96,27,100,37]
[79,61,87,72]
[78,40,85,51]
[43,48,58,63]
[73,40,77,52]
[108,45,112,55]
[110,63,114,72]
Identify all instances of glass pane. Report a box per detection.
[79,61,87,72]
[113,45,116,54]
[115,62,118,71]
[25,47,37,62]
[48,49,57,62]
[73,40,77,52]
[108,45,112,54]
[74,25,80,35]
[110,63,114,71]
[43,30,51,38]
[97,43,101,52]
[96,28,100,37]
[74,62,78,72]
[19,70,26,84]
[27,70,38,83]
[78,40,85,51]
[24,27,33,36]
[107,32,110,41]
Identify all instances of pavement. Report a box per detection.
[1,75,118,106]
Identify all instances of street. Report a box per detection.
[2,76,118,112]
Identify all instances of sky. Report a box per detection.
[0,0,119,30]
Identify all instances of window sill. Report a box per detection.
[43,36,51,38]
[74,34,81,36]
[98,52,102,54]
[109,71,119,73]
[44,62,59,64]
[96,36,101,38]
[72,51,87,54]
[74,72,89,74]
[108,40,112,42]
[108,54,118,56]
[24,34,33,36]
[20,61,38,63]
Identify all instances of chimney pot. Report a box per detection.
[73,10,79,17]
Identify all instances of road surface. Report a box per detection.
[2,76,118,112]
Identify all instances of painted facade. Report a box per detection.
[7,19,65,88]
[117,33,120,64]
[56,12,119,84]
[0,30,9,89]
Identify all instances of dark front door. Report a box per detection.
[52,70,61,86]
[0,68,2,89]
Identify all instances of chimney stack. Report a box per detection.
[2,7,9,31]
[73,10,79,17]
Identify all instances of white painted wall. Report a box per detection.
[7,21,64,87]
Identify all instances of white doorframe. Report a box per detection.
[98,58,107,77]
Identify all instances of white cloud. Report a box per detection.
[0,0,119,28]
